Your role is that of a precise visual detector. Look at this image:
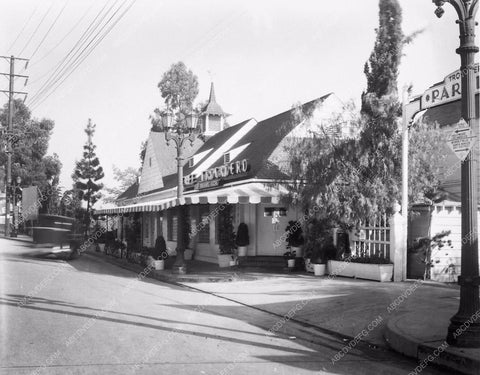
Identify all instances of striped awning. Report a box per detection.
[94,183,284,215]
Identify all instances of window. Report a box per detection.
[149,157,152,167]
[264,207,287,217]
[197,205,210,243]
[188,158,194,168]
[224,153,230,164]
[167,210,177,241]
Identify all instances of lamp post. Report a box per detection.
[157,104,199,274]
[433,0,480,347]
[10,176,21,237]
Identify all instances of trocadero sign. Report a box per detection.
[184,159,249,190]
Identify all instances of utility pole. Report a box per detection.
[0,55,28,237]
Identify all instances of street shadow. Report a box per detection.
[0,295,320,362]
[0,291,452,374]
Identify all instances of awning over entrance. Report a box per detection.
[94,183,284,215]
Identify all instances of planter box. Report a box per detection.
[218,254,233,268]
[328,260,393,282]
[328,260,356,278]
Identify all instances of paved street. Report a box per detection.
[1,239,454,375]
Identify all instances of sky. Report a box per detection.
[0,0,469,199]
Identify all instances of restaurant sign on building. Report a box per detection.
[184,159,249,190]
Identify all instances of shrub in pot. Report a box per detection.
[285,220,304,258]
[235,223,249,257]
[153,235,169,261]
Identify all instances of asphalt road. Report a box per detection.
[0,238,454,375]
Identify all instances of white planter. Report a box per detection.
[328,260,356,278]
[153,260,164,270]
[237,246,248,257]
[291,246,303,258]
[355,263,393,282]
[98,243,105,252]
[218,254,233,268]
[184,249,193,260]
[313,264,326,276]
[327,260,393,282]
[287,259,296,268]
[229,260,237,267]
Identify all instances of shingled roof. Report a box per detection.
[202,83,228,116]
[116,181,139,201]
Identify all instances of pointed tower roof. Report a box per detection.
[202,82,228,116]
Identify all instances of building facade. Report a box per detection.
[96,92,356,263]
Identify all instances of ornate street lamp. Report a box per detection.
[156,103,199,274]
[10,176,21,237]
[433,0,480,347]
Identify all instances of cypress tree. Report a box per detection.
[72,119,104,228]
[361,0,404,116]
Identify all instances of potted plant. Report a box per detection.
[217,205,236,268]
[303,218,334,275]
[285,220,304,257]
[152,235,168,270]
[283,250,296,268]
[235,223,249,257]
[408,230,452,280]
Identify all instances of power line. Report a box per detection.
[29,1,70,61]
[6,5,39,54]
[18,3,55,57]
[28,0,118,105]
[29,1,96,71]
[31,0,137,110]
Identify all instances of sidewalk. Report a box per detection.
[83,246,291,284]
[184,276,479,374]
[3,236,479,374]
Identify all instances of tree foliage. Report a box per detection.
[0,99,62,212]
[151,61,200,131]
[362,0,403,114]
[102,165,140,203]
[282,0,442,229]
[72,119,104,223]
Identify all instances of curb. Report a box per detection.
[384,313,480,375]
[83,251,253,283]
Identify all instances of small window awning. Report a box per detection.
[94,183,285,215]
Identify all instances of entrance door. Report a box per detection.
[256,205,291,256]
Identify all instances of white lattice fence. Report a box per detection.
[351,217,391,260]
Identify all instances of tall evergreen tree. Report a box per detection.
[361,0,403,115]
[72,119,104,227]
